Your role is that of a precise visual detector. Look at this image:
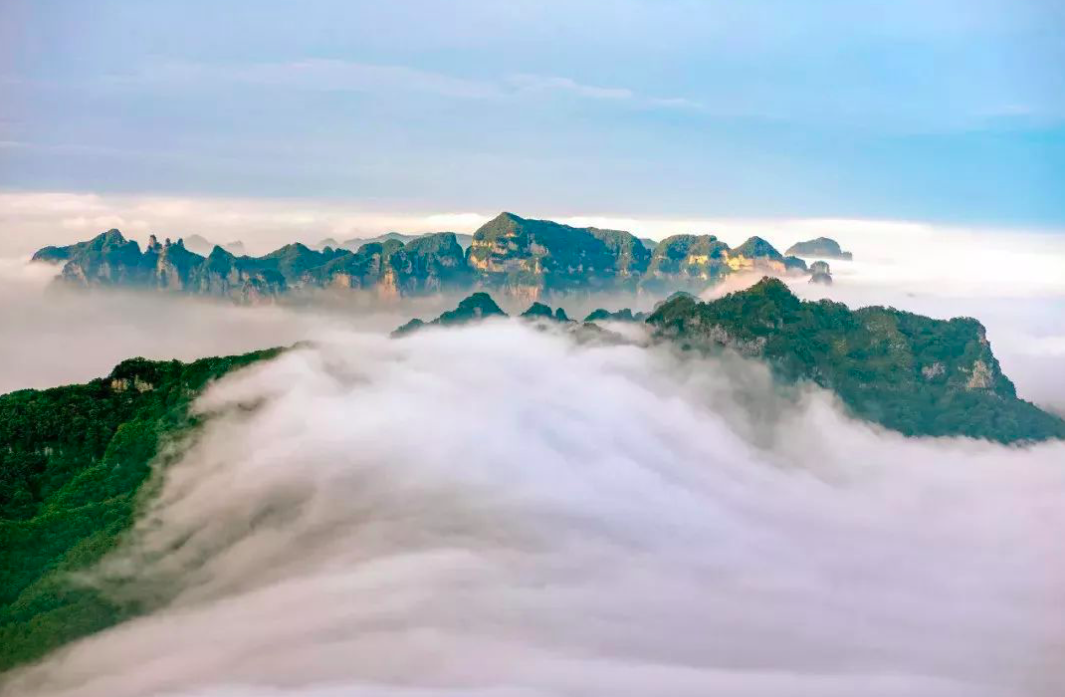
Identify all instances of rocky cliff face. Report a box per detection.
[57,229,147,287]
[34,215,840,303]
[187,246,288,303]
[643,235,731,292]
[401,233,471,293]
[466,213,629,300]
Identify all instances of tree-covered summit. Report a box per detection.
[0,348,282,673]
[647,278,1065,443]
[392,292,508,336]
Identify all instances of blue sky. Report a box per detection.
[1,0,1063,225]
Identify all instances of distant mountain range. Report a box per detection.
[31,212,849,303]
[182,235,246,257]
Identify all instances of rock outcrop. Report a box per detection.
[808,260,833,285]
[785,237,853,260]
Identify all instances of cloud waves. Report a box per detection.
[5,322,1064,697]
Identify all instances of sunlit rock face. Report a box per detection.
[466,212,635,300]
[642,234,731,292]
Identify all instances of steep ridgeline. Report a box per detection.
[34,213,821,303]
[469,213,809,300]
[391,283,1064,442]
[0,349,281,673]
[646,278,1065,443]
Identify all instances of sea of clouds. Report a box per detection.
[4,322,1065,697]
[1,204,1064,697]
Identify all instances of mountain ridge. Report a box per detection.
[32,213,827,303]
[391,279,1065,444]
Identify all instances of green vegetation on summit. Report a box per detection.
[392,292,507,336]
[0,349,281,672]
[647,278,1065,443]
[394,283,1063,444]
[520,302,571,322]
[3,280,1062,674]
[584,308,646,322]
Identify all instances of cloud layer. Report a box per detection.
[5,322,1065,697]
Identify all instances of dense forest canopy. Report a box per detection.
[0,349,281,672]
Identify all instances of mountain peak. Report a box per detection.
[732,236,783,260]
[95,229,127,243]
[392,292,507,336]
[745,276,793,296]
[785,237,853,260]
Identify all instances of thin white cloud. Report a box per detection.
[117,59,500,100]
[108,59,700,111]
[508,73,635,100]
[507,74,706,111]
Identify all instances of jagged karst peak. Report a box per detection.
[732,236,782,259]
[208,244,235,259]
